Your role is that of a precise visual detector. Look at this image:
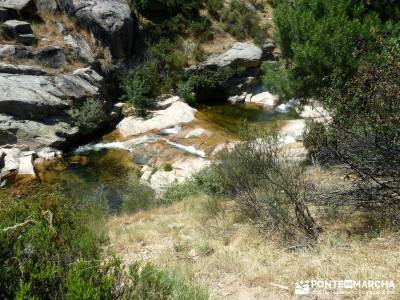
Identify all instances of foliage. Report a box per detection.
[132,0,203,19]
[125,262,209,300]
[68,98,107,134]
[304,39,400,217]
[122,39,187,116]
[0,185,209,299]
[121,61,158,117]
[303,121,328,163]
[206,0,223,19]
[220,0,267,43]
[265,0,400,100]
[0,185,111,299]
[162,181,200,205]
[179,67,238,103]
[163,163,173,172]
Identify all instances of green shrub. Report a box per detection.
[0,185,110,299]
[0,185,209,298]
[206,0,224,19]
[125,262,208,300]
[189,17,214,42]
[132,0,203,19]
[265,0,400,100]
[303,121,329,163]
[122,61,159,117]
[122,39,189,116]
[310,40,400,216]
[163,163,173,172]
[68,98,107,134]
[162,181,200,205]
[179,67,236,103]
[220,0,266,42]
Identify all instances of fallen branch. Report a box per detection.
[2,217,37,232]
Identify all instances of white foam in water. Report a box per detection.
[160,126,182,135]
[74,142,128,153]
[165,140,207,158]
[275,98,300,113]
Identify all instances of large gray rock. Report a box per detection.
[0,0,37,18]
[0,114,78,149]
[198,42,263,70]
[0,68,103,119]
[64,34,95,64]
[0,7,13,21]
[0,146,20,179]
[0,62,47,75]
[33,46,67,68]
[60,0,136,59]
[117,101,197,138]
[16,33,37,46]
[2,20,33,36]
[0,44,32,59]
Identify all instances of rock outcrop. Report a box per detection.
[197,42,263,70]
[0,114,78,149]
[60,0,137,59]
[0,68,102,120]
[117,101,197,138]
[0,0,37,19]
[245,91,278,108]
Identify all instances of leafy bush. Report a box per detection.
[122,39,188,116]
[162,181,201,205]
[265,0,400,100]
[179,67,236,103]
[122,61,159,117]
[68,98,107,134]
[0,185,209,299]
[163,163,173,172]
[132,0,203,19]
[189,17,214,42]
[220,0,267,43]
[206,0,223,19]
[305,40,400,217]
[125,262,209,300]
[303,121,329,163]
[0,185,112,299]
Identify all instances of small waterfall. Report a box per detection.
[165,140,206,158]
[74,142,128,153]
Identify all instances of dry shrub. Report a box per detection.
[211,125,321,242]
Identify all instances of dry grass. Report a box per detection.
[107,167,400,299]
[1,12,109,72]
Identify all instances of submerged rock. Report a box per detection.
[184,128,209,139]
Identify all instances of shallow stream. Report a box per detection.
[30,103,296,211]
